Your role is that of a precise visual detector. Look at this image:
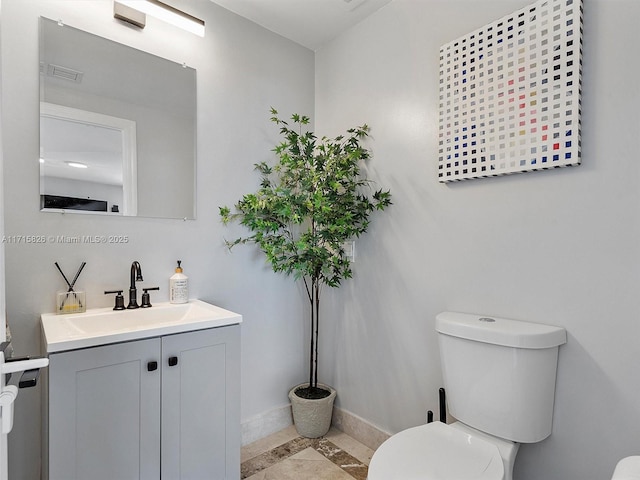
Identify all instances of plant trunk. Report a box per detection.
[309,277,320,390]
[308,277,315,389]
[314,279,320,389]
[298,276,329,399]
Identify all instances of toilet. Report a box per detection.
[368,311,567,480]
[612,456,640,480]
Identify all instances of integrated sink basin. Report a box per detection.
[41,299,242,353]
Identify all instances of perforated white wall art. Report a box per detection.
[438,0,583,182]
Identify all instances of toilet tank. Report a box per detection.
[436,312,566,443]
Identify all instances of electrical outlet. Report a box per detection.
[343,241,355,262]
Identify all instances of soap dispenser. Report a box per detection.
[169,260,188,304]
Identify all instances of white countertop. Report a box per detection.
[41,299,242,353]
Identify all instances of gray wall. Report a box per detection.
[316,0,640,479]
[4,0,640,479]
[1,1,313,478]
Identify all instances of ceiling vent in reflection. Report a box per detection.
[46,63,84,83]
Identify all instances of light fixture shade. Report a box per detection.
[116,0,205,36]
[114,1,146,29]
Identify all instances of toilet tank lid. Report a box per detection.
[436,311,567,349]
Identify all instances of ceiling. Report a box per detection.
[208,0,393,51]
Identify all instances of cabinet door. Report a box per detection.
[48,338,161,480]
[161,325,240,480]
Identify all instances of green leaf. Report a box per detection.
[219,108,392,291]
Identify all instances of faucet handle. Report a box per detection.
[141,287,160,308]
[104,290,125,310]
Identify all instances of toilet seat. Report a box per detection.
[368,422,504,480]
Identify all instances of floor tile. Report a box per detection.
[241,427,370,480]
[324,429,374,465]
[241,426,300,463]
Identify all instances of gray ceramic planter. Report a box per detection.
[289,383,337,438]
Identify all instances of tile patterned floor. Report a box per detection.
[241,426,374,480]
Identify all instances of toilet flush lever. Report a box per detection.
[479,317,496,323]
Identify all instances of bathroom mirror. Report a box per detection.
[39,17,196,219]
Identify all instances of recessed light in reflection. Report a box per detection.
[66,161,88,169]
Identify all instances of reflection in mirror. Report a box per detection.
[39,17,196,219]
[40,103,137,215]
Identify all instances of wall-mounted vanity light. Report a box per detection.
[114,0,205,37]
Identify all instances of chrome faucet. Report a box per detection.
[127,261,143,309]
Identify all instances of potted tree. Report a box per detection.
[220,108,391,438]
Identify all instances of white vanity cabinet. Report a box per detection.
[44,325,240,480]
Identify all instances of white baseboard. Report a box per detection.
[241,404,293,446]
[331,406,390,451]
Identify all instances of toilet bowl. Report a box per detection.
[612,456,640,480]
[367,311,566,480]
[368,421,518,480]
